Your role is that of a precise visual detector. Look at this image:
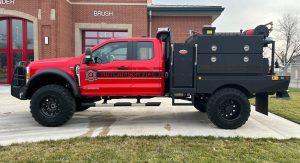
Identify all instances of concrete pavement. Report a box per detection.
[1,85,300,146]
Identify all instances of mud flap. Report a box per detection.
[276,91,290,99]
[255,93,268,115]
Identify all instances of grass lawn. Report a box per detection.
[251,88,300,124]
[0,136,299,163]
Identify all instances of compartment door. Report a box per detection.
[172,44,195,90]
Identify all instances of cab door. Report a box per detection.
[80,41,133,96]
[130,41,164,96]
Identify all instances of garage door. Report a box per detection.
[82,30,128,53]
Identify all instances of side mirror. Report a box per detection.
[84,48,93,64]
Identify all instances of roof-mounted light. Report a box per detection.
[157,27,170,33]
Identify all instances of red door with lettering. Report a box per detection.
[130,40,164,96]
[80,40,133,96]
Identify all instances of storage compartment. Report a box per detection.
[197,53,266,74]
[185,34,268,75]
[186,35,264,54]
[172,44,195,88]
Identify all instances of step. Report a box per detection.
[82,102,161,107]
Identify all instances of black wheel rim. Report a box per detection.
[40,96,62,118]
[219,99,241,120]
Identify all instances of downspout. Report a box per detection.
[149,10,152,37]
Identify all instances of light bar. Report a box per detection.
[157,27,170,32]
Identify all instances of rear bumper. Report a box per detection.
[11,85,27,100]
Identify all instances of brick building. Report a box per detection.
[0,0,223,84]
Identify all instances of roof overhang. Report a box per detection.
[148,5,224,22]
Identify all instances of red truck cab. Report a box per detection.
[79,38,165,97]
[26,37,165,97]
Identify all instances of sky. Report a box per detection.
[153,0,300,32]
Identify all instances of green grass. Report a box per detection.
[251,88,300,124]
[0,136,299,163]
[1,89,299,162]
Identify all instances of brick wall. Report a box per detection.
[56,0,73,57]
[0,0,38,17]
[39,0,56,59]
[70,0,147,3]
[72,5,148,38]
[0,0,214,59]
[152,16,212,43]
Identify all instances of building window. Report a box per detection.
[0,20,7,49]
[82,30,128,53]
[12,19,23,49]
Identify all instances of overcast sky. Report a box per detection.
[153,0,300,32]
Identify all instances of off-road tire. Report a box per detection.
[194,95,207,112]
[30,85,76,127]
[207,88,250,129]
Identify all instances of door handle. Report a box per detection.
[118,66,128,70]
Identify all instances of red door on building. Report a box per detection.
[0,17,34,84]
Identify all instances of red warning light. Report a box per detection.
[285,76,290,80]
[179,50,188,55]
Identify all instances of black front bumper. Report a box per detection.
[11,63,28,100]
[11,85,27,100]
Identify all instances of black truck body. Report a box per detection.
[158,29,290,116]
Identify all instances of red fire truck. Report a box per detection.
[11,25,290,129]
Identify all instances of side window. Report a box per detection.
[92,42,128,64]
[136,42,154,60]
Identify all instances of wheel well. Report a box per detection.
[26,74,74,99]
[213,84,251,98]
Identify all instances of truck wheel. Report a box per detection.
[207,88,250,129]
[30,85,75,127]
[194,95,207,112]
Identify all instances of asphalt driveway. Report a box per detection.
[1,85,300,146]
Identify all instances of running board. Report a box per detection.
[82,102,161,107]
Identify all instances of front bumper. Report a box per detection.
[11,63,28,100]
[11,85,27,100]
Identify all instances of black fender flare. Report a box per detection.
[26,68,81,97]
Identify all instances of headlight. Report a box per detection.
[26,66,30,83]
